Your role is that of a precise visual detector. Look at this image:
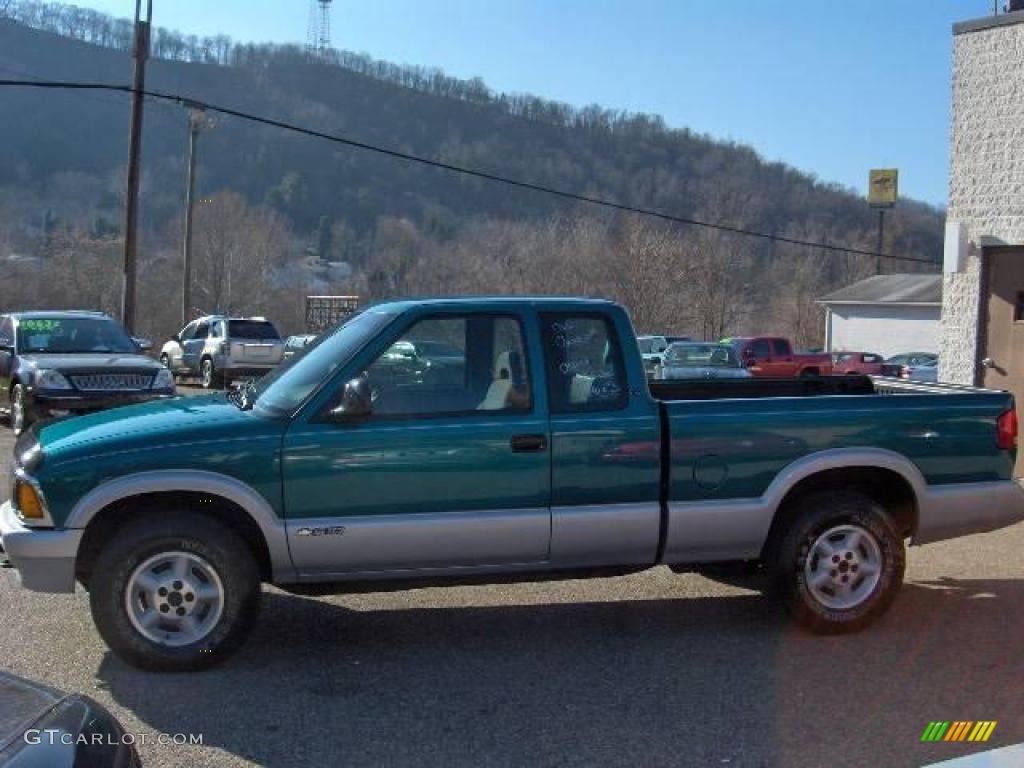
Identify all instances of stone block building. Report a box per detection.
[941,9,1024,414]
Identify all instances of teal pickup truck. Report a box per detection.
[2,298,1023,671]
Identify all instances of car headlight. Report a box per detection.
[12,470,52,526]
[152,368,175,391]
[35,370,71,390]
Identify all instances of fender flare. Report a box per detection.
[66,469,296,582]
[763,446,927,512]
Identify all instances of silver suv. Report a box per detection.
[160,316,284,389]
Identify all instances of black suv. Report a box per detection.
[0,311,175,435]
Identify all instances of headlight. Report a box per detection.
[35,370,71,390]
[152,368,175,390]
[154,368,174,389]
[12,471,51,526]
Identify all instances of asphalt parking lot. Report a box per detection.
[2,394,1023,767]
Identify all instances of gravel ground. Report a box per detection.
[1,397,1023,767]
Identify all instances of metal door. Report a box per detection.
[980,248,1024,473]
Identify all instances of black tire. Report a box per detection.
[799,368,820,378]
[88,511,260,672]
[10,383,32,436]
[771,489,904,634]
[200,357,222,389]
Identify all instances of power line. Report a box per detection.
[0,77,939,266]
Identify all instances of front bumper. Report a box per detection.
[0,501,81,593]
[914,480,1024,545]
[31,390,174,418]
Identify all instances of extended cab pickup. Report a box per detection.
[729,336,833,377]
[2,298,1022,671]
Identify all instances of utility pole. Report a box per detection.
[875,208,885,276]
[181,106,208,326]
[121,0,152,334]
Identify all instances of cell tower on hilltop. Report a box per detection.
[307,0,333,55]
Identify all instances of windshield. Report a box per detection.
[251,310,395,417]
[16,316,138,354]
[664,343,740,368]
[228,320,280,340]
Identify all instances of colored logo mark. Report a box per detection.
[921,721,997,743]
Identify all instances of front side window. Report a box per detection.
[541,313,627,412]
[771,339,789,356]
[364,315,531,417]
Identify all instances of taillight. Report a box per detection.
[900,365,911,379]
[997,408,1018,450]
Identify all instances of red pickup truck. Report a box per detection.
[728,336,833,377]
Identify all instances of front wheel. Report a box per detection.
[89,511,260,671]
[10,383,32,436]
[772,490,905,634]
[200,358,222,389]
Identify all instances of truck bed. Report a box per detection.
[652,375,1018,562]
[649,374,875,400]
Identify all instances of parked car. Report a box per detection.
[0,671,141,767]
[282,334,318,362]
[658,342,751,380]
[832,352,887,376]
[2,297,1021,671]
[727,336,834,377]
[160,315,284,389]
[900,358,939,383]
[637,334,669,377]
[0,311,175,436]
[883,352,938,381]
[664,335,693,344]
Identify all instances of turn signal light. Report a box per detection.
[997,408,1018,451]
[14,480,45,520]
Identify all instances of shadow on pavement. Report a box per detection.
[96,577,1024,768]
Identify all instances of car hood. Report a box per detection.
[18,352,162,371]
[36,393,283,464]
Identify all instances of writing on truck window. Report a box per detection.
[541,314,627,412]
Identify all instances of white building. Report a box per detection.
[817,274,941,358]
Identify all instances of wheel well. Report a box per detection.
[761,467,918,559]
[75,491,272,588]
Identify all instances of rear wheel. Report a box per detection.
[771,489,904,634]
[799,368,820,378]
[88,511,260,671]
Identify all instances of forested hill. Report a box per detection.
[0,2,941,345]
[0,5,943,251]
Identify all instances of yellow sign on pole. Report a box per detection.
[869,169,898,208]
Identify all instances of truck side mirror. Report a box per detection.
[0,335,12,352]
[328,376,373,422]
[133,337,153,351]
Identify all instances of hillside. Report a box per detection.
[0,4,943,344]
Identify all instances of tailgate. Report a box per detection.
[231,341,282,364]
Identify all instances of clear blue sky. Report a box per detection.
[80,0,993,207]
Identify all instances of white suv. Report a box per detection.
[160,316,285,388]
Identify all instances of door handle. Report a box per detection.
[511,434,547,453]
